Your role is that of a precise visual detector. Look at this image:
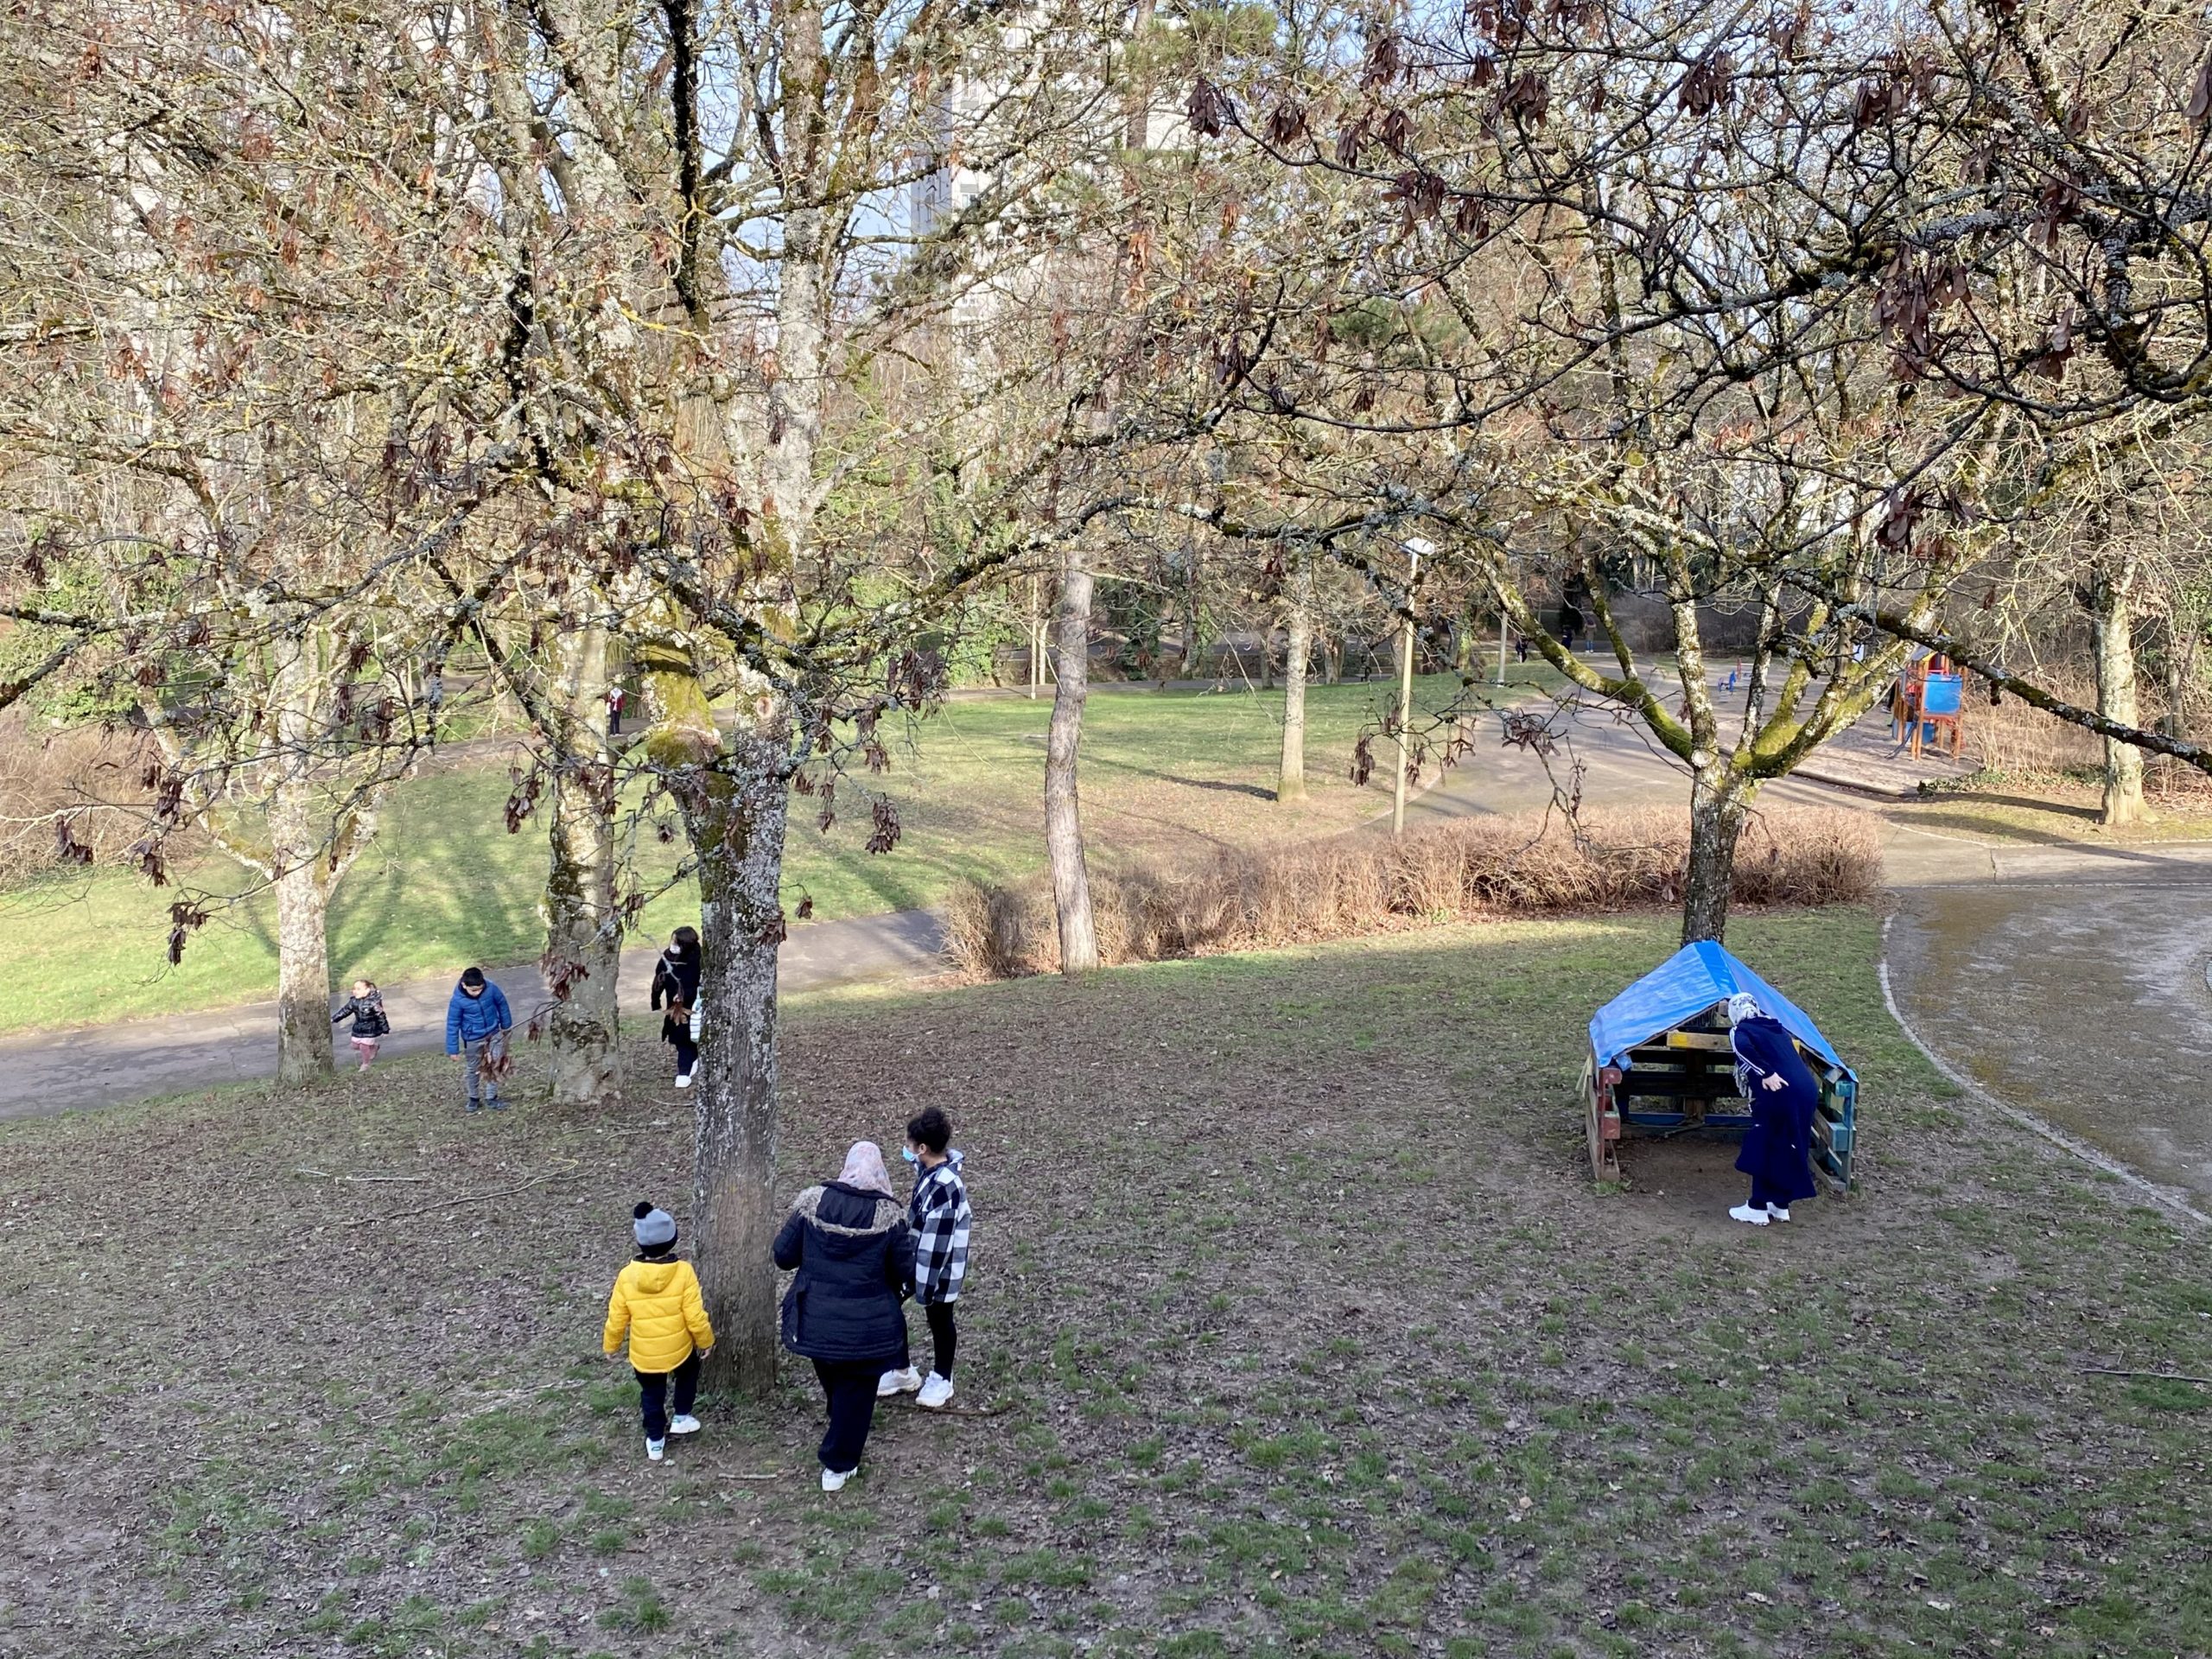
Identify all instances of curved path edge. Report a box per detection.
[1876,913,2209,1230]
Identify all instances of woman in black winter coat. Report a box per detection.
[649,925,702,1089]
[772,1141,917,1490]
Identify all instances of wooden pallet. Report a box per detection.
[1586,1021,1857,1189]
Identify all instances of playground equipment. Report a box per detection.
[1890,657,1967,758]
[1581,941,1859,1188]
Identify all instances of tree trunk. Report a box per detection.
[1324,634,1344,684]
[641,634,792,1402]
[685,725,791,1402]
[1176,573,1201,682]
[1681,769,1751,945]
[1280,573,1313,802]
[269,781,335,1085]
[540,624,622,1106]
[1046,539,1100,974]
[2092,563,2145,827]
[267,629,339,1086]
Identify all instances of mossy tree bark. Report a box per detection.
[639,640,790,1400]
[2090,556,2146,827]
[541,624,623,1107]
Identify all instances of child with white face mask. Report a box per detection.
[878,1108,972,1409]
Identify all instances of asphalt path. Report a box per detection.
[0,909,944,1122]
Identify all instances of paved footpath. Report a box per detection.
[0,909,944,1122]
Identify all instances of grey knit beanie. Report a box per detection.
[632,1201,677,1250]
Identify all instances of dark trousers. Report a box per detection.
[636,1351,700,1442]
[666,1026,697,1080]
[813,1358,892,1473]
[925,1300,957,1379]
[1749,1174,1800,1211]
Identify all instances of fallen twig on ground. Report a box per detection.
[297,1167,433,1184]
[346,1171,582,1226]
[2081,1366,2212,1385]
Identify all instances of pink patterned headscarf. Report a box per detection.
[836,1141,893,1198]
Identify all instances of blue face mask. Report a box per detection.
[899,1146,918,1164]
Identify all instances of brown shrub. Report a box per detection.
[0,715,177,887]
[946,807,1882,979]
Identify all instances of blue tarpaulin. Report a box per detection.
[1587,941,1855,1079]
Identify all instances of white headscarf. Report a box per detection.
[1726,993,1764,1094]
[836,1141,894,1198]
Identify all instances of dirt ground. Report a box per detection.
[1,908,2206,1658]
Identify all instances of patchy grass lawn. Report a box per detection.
[3,906,2204,1658]
[0,673,1543,1034]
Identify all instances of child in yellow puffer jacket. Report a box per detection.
[603,1201,715,1462]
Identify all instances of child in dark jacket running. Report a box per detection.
[650,926,702,1090]
[332,979,390,1071]
[877,1107,972,1411]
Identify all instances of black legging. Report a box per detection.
[666,1020,696,1079]
[925,1300,957,1379]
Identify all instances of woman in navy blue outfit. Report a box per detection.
[1726,992,1820,1225]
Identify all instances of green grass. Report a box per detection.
[3,906,2208,1655]
[0,673,1543,1034]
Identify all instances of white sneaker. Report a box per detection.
[1766,1205,1791,1223]
[1728,1204,1770,1226]
[669,1414,702,1435]
[916,1372,955,1410]
[821,1466,853,1492]
[673,1074,692,1090]
[645,1438,665,1462]
[877,1366,921,1398]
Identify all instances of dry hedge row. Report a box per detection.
[0,718,173,887]
[945,807,1882,980]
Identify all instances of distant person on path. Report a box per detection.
[651,925,702,1090]
[1515,632,1531,664]
[1559,604,1583,652]
[607,684,625,734]
[331,979,390,1072]
[774,1141,917,1491]
[444,966,513,1113]
[1726,992,1820,1226]
[602,1201,714,1463]
[877,1107,973,1412]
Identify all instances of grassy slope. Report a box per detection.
[0,673,1535,1034]
[1,907,2205,1658]
[1894,778,2212,846]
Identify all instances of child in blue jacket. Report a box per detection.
[445,967,513,1112]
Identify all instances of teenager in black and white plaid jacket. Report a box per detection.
[876,1107,971,1410]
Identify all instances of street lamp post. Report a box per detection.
[1393,537,1434,836]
